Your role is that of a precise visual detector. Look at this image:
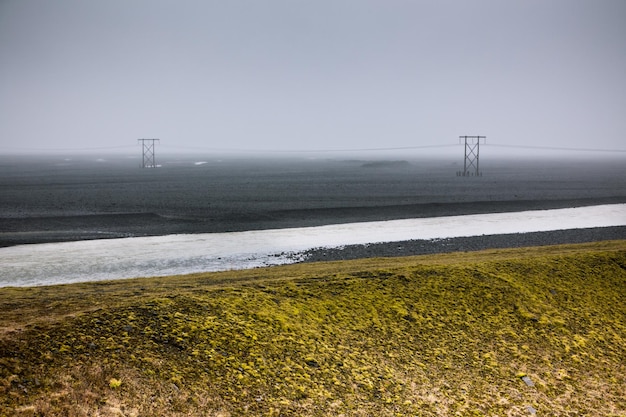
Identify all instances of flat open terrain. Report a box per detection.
[1,240,625,416]
[2,154,625,247]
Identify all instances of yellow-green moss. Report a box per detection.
[1,241,625,416]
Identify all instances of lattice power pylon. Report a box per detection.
[457,136,486,176]
[138,138,159,168]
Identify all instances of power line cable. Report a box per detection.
[488,144,626,153]
[158,144,459,153]
[0,145,137,152]
[2,142,625,154]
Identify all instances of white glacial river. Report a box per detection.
[1,204,624,287]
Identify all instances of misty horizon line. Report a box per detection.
[2,142,626,155]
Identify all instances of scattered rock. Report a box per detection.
[521,376,535,387]
[305,359,320,368]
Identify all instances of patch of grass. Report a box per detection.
[1,240,626,416]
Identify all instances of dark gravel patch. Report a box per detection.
[299,226,626,263]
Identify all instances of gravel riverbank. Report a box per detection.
[300,226,626,262]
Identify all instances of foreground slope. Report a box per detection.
[1,241,625,416]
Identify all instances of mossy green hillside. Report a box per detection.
[1,241,626,416]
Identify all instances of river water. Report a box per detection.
[1,204,624,287]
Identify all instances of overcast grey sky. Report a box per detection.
[1,0,625,155]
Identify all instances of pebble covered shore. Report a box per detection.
[300,226,626,262]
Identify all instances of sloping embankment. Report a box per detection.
[1,240,625,416]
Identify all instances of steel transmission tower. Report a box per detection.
[138,138,159,168]
[457,136,486,176]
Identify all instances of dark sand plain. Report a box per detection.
[1,153,625,252]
